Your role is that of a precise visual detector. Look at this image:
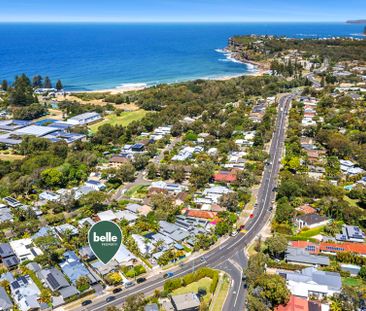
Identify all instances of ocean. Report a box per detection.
[0,22,364,91]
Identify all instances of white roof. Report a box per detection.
[68,112,100,121]
[97,210,117,221]
[14,125,59,137]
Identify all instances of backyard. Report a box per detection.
[89,110,147,132]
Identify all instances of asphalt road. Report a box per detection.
[72,94,293,311]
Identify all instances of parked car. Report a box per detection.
[112,288,122,294]
[136,277,146,284]
[163,272,174,279]
[106,296,115,303]
[81,300,92,306]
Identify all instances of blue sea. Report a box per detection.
[0,23,364,91]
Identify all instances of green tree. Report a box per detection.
[32,75,43,88]
[265,235,288,259]
[116,162,136,182]
[44,76,52,88]
[146,163,158,179]
[55,79,63,91]
[1,80,8,91]
[41,167,64,188]
[122,293,145,311]
[75,276,90,292]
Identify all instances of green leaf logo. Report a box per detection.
[88,220,122,264]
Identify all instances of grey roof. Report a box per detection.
[68,112,101,121]
[145,303,159,311]
[285,267,342,290]
[0,243,14,258]
[26,262,41,272]
[40,268,70,291]
[171,292,200,310]
[295,214,328,225]
[285,247,330,266]
[0,286,13,310]
[79,245,96,260]
[2,255,19,269]
[58,285,79,299]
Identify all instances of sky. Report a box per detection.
[0,0,365,23]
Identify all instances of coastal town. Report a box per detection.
[0,34,365,311]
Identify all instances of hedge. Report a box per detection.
[164,267,219,293]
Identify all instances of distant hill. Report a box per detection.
[346,19,366,24]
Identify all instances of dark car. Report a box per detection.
[81,300,92,306]
[163,272,174,279]
[136,277,146,284]
[106,296,116,303]
[112,288,122,294]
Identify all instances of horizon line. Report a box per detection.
[0,20,349,24]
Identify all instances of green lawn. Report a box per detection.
[89,110,147,132]
[172,277,213,304]
[212,275,230,311]
[124,184,149,198]
[342,277,363,287]
[296,226,325,238]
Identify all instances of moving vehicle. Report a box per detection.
[163,272,174,279]
[136,277,146,284]
[112,288,122,294]
[106,296,116,303]
[231,230,238,237]
[125,281,135,288]
[81,300,92,306]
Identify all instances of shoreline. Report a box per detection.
[75,61,266,95]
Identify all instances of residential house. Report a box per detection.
[0,204,13,223]
[39,191,60,202]
[131,234,154,256]
[172,146,203,161]
[285,247,330,266]
[125,203,152,216]
[149,181,186,195]
[291,240,366,257]
[115,210,138,223]
[108,155,131,168]
[280,267,341,298]
[95,210,117,222]
[60,251,98,285]
[0,243,19,270]
[10,275,41,311]
[55,224,79,238]
[37,267,79,300]
[296,204,316,215]
[294,214,329,230]
[0,286,13,311]
[213,171,237,183]
[170,292,200,311]
[336,225,366,243]
[9,238,43,262]
[91,260,119,277]
[79,246,96,261]
[159,221,190,243]
[340,159,365,176]
[275,295,321,311]
[78,217,95,228]
[114,245,137,266]
[85,180,106,191]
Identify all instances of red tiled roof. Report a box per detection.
[296,204,316,215]
[275,296,309,311]
[214,171,237,183]
[291,240,366,256]
[186,210,217,220]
